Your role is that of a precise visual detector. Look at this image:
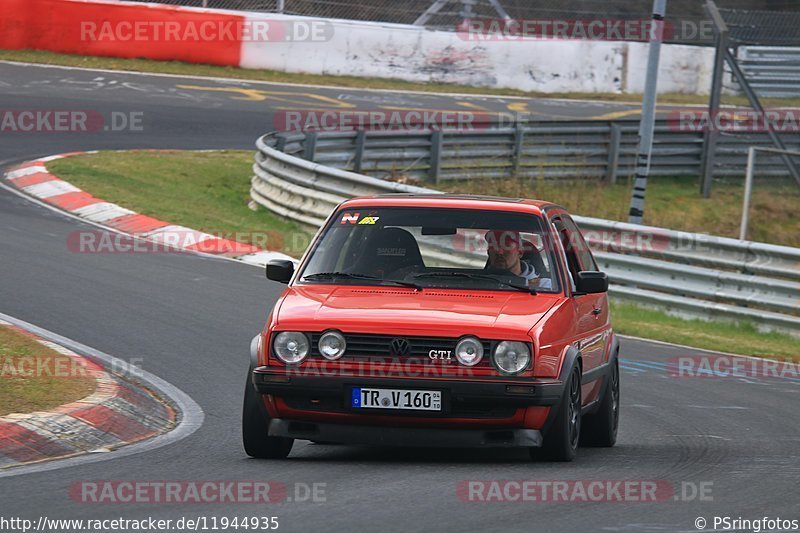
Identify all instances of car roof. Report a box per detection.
[339,194,563,215]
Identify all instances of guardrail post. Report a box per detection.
[606,123,622,184]
[429,130,443,184]
[303,132,318,161]
[512,121,525,177]
[354,130,367,174]
[275,135,287,152]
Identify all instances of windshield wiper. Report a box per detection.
[412,272,536,294]
[302,272,422,290]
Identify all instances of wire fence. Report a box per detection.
[123,0,800,44]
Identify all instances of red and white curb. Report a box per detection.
[3,152,295,266]
[0,319,176,470]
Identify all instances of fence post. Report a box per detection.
[429,130,443,184]
[303,132,318,161]
[511,121,525,177]
[740,147,757,241]
[700,0,729,198]
[606,123,622,184]
[354,130,367,174]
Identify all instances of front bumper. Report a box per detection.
[252,369,565,408]
[267,418,543,448]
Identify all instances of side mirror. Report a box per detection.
[575,271,608,294]
[266,259,294,284]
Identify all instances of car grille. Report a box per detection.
[309,332,495,361]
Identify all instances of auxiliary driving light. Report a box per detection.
[318,330,346,360]
[455,336,484,366]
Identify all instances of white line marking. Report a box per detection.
[238,250,297,266]
[0,312,204,478]
[618,334,796,366]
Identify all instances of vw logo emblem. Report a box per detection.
[389,338,411,357]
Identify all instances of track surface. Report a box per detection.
[1,61,798,532]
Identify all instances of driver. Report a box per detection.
[485,230,551,289]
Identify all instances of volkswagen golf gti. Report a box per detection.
[243,195,619,462]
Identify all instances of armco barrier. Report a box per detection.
[278,122,800,185]
[251,132,800,334]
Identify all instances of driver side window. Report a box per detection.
[561,215,598,272]
[551,217,581,291]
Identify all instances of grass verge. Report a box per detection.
[611,302,800,361]
[47,150,312,255]
[4,49,800,107]
[0,326,96,416]
[445,175,800,247]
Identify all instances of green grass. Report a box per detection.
[445,175,800,247]
[5,49,800,107]
[612,302,800,361]
[47,150,312,255]
[0,326,96,416]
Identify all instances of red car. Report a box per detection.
[243,195,619,461]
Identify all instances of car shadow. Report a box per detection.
[275,441,626,465]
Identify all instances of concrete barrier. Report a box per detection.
[0,0,715,95]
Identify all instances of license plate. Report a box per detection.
[351,388,442,411]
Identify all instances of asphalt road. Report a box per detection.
[1,61,798,532]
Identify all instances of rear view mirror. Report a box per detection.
[266,259,294,284]
[575,271,608,294]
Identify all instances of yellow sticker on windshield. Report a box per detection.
[358,216,380,225]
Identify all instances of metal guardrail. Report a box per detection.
[276,120,800,184]
[738,47,800,98]
[252,132,800,333]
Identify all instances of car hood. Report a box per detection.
[274,284,560,339]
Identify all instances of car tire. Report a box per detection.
[535,364,582,462]
[242,371,293,459]
[580,358,619,448]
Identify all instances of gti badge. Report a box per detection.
[428,349,452,361]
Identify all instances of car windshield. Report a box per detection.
[298,206,561,293]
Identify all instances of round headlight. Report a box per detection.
[273,332,310,364]
[493,341,531,375]
[318,330,346,360]
[455,336,484,366]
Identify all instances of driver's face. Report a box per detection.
[487,241,522,270]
